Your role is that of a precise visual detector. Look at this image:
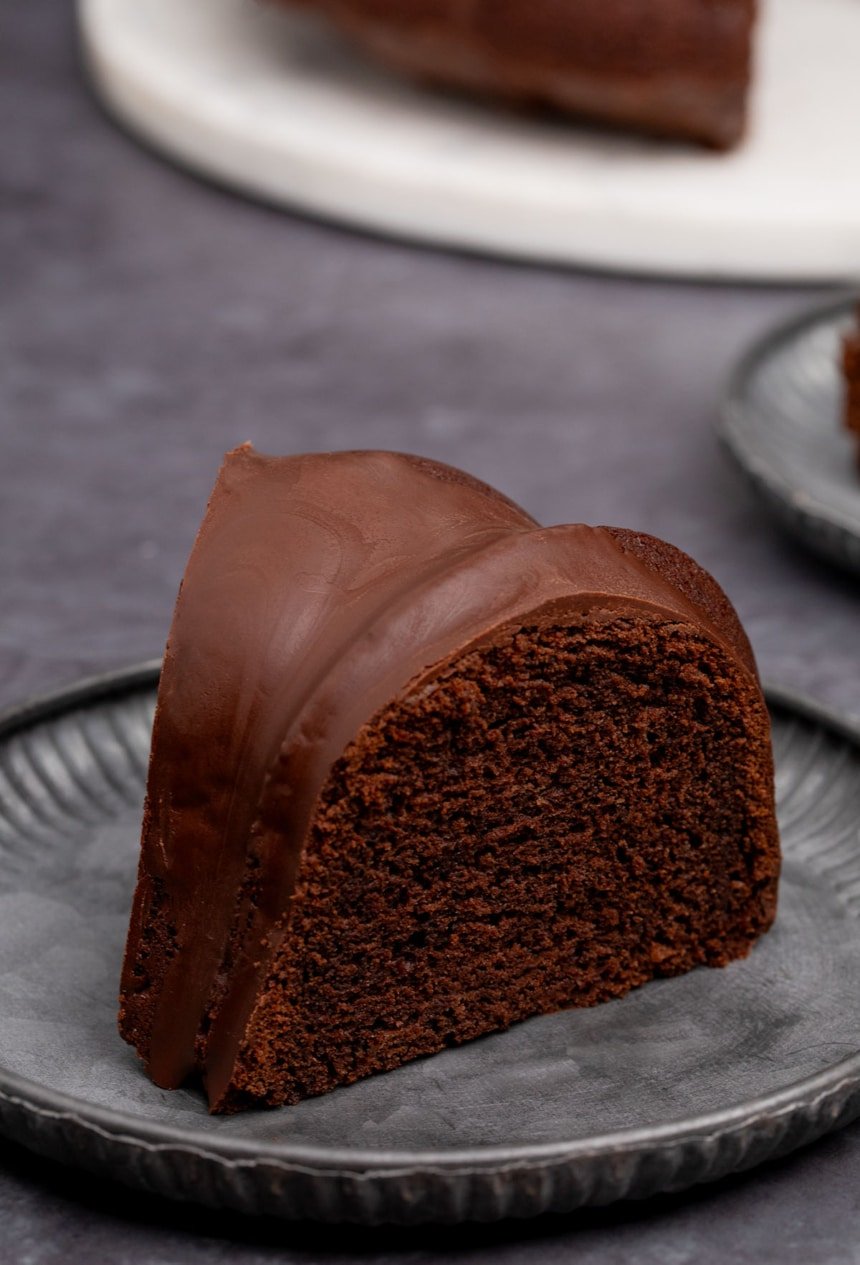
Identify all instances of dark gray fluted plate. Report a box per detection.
[720,296,860,575]
[1,664,860,1225]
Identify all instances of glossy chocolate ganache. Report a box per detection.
[120,447,780,1111]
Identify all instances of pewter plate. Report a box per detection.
[720,296,860,575]
[1,664,860,1225]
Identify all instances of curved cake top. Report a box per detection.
[129,445,760,1092]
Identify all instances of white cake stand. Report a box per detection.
[80,0,860,281]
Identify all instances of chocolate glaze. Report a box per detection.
[119,447,763,1107]
[282,0,757,149]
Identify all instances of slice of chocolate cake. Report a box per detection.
[280,0,758,149]
[120,447,780,1112]
[843,307,860,462]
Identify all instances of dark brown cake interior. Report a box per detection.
[221,611,777,1111]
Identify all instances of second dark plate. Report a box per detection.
[720,297,860,574]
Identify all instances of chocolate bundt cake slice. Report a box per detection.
[843,306,860,464]
[281,0,758,149]
[120,446,780,1112]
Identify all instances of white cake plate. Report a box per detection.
[80,0,860,281]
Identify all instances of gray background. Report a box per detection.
[2,1,859,1260]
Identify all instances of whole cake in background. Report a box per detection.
[120,446,780,1113]
[278,0,758,149]
[843,307,860,462]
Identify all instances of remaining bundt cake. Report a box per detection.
[280,0,758,149]
[120,446,780,1113]
[843,307,860,463]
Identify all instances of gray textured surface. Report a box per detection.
[2,0,860,1258]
